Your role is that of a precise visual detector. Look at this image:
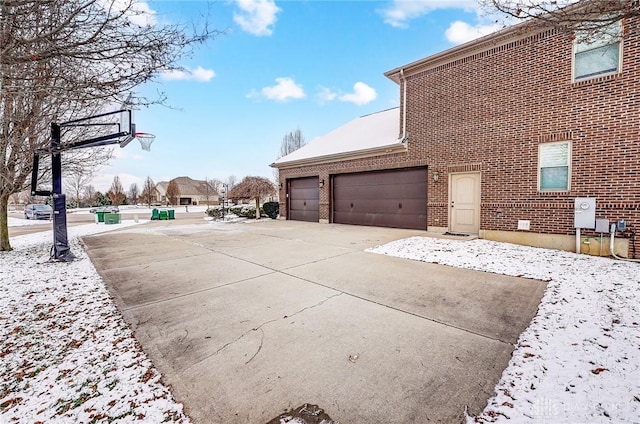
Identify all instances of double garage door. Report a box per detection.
[288,168,427,230]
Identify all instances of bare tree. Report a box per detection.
[228,176,276,220]
[275,128,306,183]
[127,182,139,205]
[280,128,306,157]
[226,175,238,190]
[0,0,218,251]
[107,176,126,206]
[166,180,180,206]
[482,0,639,36]
[140,176,156,207]
[64,162,99,207]
[205,177,222,206]
[83,184,97,207]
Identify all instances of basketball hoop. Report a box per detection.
[135,132,155,151]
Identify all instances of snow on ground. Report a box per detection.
[3,216,638,423]
[1,221,190,423]
[367,237,640,423]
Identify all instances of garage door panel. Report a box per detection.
[334,183,425,200]
[289,199,319,209]
[288,177,319,222]
[333,211,426,229]
[290,187,319,198]
[332,168,427,230]
[334,198,426,214]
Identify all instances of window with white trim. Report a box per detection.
[539,141,571,191]
[573,21,622,81]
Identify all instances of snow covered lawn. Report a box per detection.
[367,237,640,423]
[1,222,190,423]
[3,220,638,423]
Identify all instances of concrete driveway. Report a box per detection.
[82,219,547,423]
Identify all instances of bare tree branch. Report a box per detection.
[482,0,639,36]
[0,0,219,250]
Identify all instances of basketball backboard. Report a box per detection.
[118,109,136,148]
[58,109,135,150]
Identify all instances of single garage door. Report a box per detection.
[332,167,427,230]
[288,177,319,222]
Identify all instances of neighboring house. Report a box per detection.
[154,177,218,206]
[272,11,639,258]
[154,181,168,205]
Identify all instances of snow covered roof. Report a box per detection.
[271,107,406,168]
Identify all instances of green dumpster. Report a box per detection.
[104,212,120,224]
[167,209,175,220]
[96,211,105,223]
[151,208,159,220]
[159,209,168,220]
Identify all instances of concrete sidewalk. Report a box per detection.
[82,220,547,423]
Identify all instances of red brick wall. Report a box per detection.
[278,18,640,258]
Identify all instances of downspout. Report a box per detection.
[399,68,407,142]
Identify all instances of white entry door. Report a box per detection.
[449,172,481,234]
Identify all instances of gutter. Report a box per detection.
[270,141,407,170]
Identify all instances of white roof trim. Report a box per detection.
[271,107,403,168]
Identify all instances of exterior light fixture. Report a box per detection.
[279,182,283,189]
[433,172,439,182]
[319,179,325,188]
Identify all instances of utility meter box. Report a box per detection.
[574,198,596,229]
[595,219,610,233]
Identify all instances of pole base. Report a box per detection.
[52,244,76,262]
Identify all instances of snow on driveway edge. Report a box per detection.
[367,237,640,423]
[1,223,191,422]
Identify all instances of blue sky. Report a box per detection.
[91,0,502,192]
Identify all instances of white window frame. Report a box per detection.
[572,21,623,81]
[538,141,571,192]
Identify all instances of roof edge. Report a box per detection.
[271,141,407,169]
[385,17,562,82]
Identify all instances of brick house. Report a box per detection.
[155,177,218,206]
[272,13,639,258]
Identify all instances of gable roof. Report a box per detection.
[155,181,169,196]
[172,177,217,196]
[155,178,217,197]
[271,107,406,168]
[383,2,588,82]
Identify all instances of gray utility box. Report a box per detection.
[595,219,610,233]
[574,198,596,229]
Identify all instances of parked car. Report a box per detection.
[89,206,119,213]
[24,204,53,220]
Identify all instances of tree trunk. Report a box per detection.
[255,196,260,219]
[0,192,12,251]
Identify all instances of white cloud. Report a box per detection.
[161,66,216,82]
[445,20,501,44]
[100,0,157,27]
[316,86,338,104]
[380,0,477,28]
[233,0,281,36]
[339,82,377,106]
[254,77,305,102]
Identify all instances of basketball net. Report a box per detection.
[135,133,155,152]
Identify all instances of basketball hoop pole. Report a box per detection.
[32,109,138,262]
[50,122,74,261]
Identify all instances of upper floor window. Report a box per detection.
[539,141,571,191]
[573,21,622,81]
